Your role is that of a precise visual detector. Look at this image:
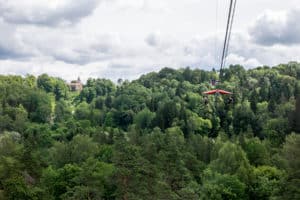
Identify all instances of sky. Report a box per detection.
[0,0,299,82]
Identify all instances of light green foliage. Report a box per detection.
[74,102,90,120]
[80,78,115,103]
[210,141,252,184]
[134,108,155,130]
[187,112,212,135]
[114,82,150,111]
[186,92,201,110]
[250,166,285,199]
[201,169,246,200]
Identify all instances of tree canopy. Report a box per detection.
[0,62,299,199]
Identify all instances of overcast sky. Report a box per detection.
[0,0,299,82]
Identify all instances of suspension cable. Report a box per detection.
[215,0,219,65]
[223,0,237,70]
[219,0,237,78]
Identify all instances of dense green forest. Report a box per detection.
[0,62,299,199]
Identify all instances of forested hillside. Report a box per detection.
[0,62,299,199]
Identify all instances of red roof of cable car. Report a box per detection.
[203,89,232,95]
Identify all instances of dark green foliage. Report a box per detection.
[54,100,72,122]
[233,100,255,134]
[37,74,68,101]
[292,97,300,132]
[23,90,52,123]
[0,62,299,199]
[112,109,134,130]
[49,135,98,167]
[53,78,68,101]
[156,100,179,130]
[79,78,115,103]
[37,74,55,93]
[74,102,90,120]
[279,133,300,199]
[244,137,270,166]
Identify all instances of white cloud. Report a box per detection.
[249,9,300,46]
[0,0,102,25]
[226,54,262,68]
[0,57,101,82]
[0,19,37,59]
[1,29,299,82]
[0,1,299,82]
[0,22,124,64]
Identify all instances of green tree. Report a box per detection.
[49,135,98,167]
[210,142,252,184]
[250,166,284,200]
[53,78,68,101]
[40,164,82,199]
[292,97,300,132]
[54,100,72,122]
[187,113,212,135]
[265,118,290,146]
[113,135,158,199]
[74,102,90,120]
[37,74,55,93]
[201,169,246,200]
[134,108,155,130]
[23,90,52,123]
[233,100,255,135]
[244,137,270,166]
[156,100,179,130]
[61,158,115,200]
[280,133,300,199]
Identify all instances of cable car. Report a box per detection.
[203,89,232,95]
[203,0,237,105]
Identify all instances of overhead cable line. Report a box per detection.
[219,0,237,78]
[223,0,237,70]
[215,0,219,64]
